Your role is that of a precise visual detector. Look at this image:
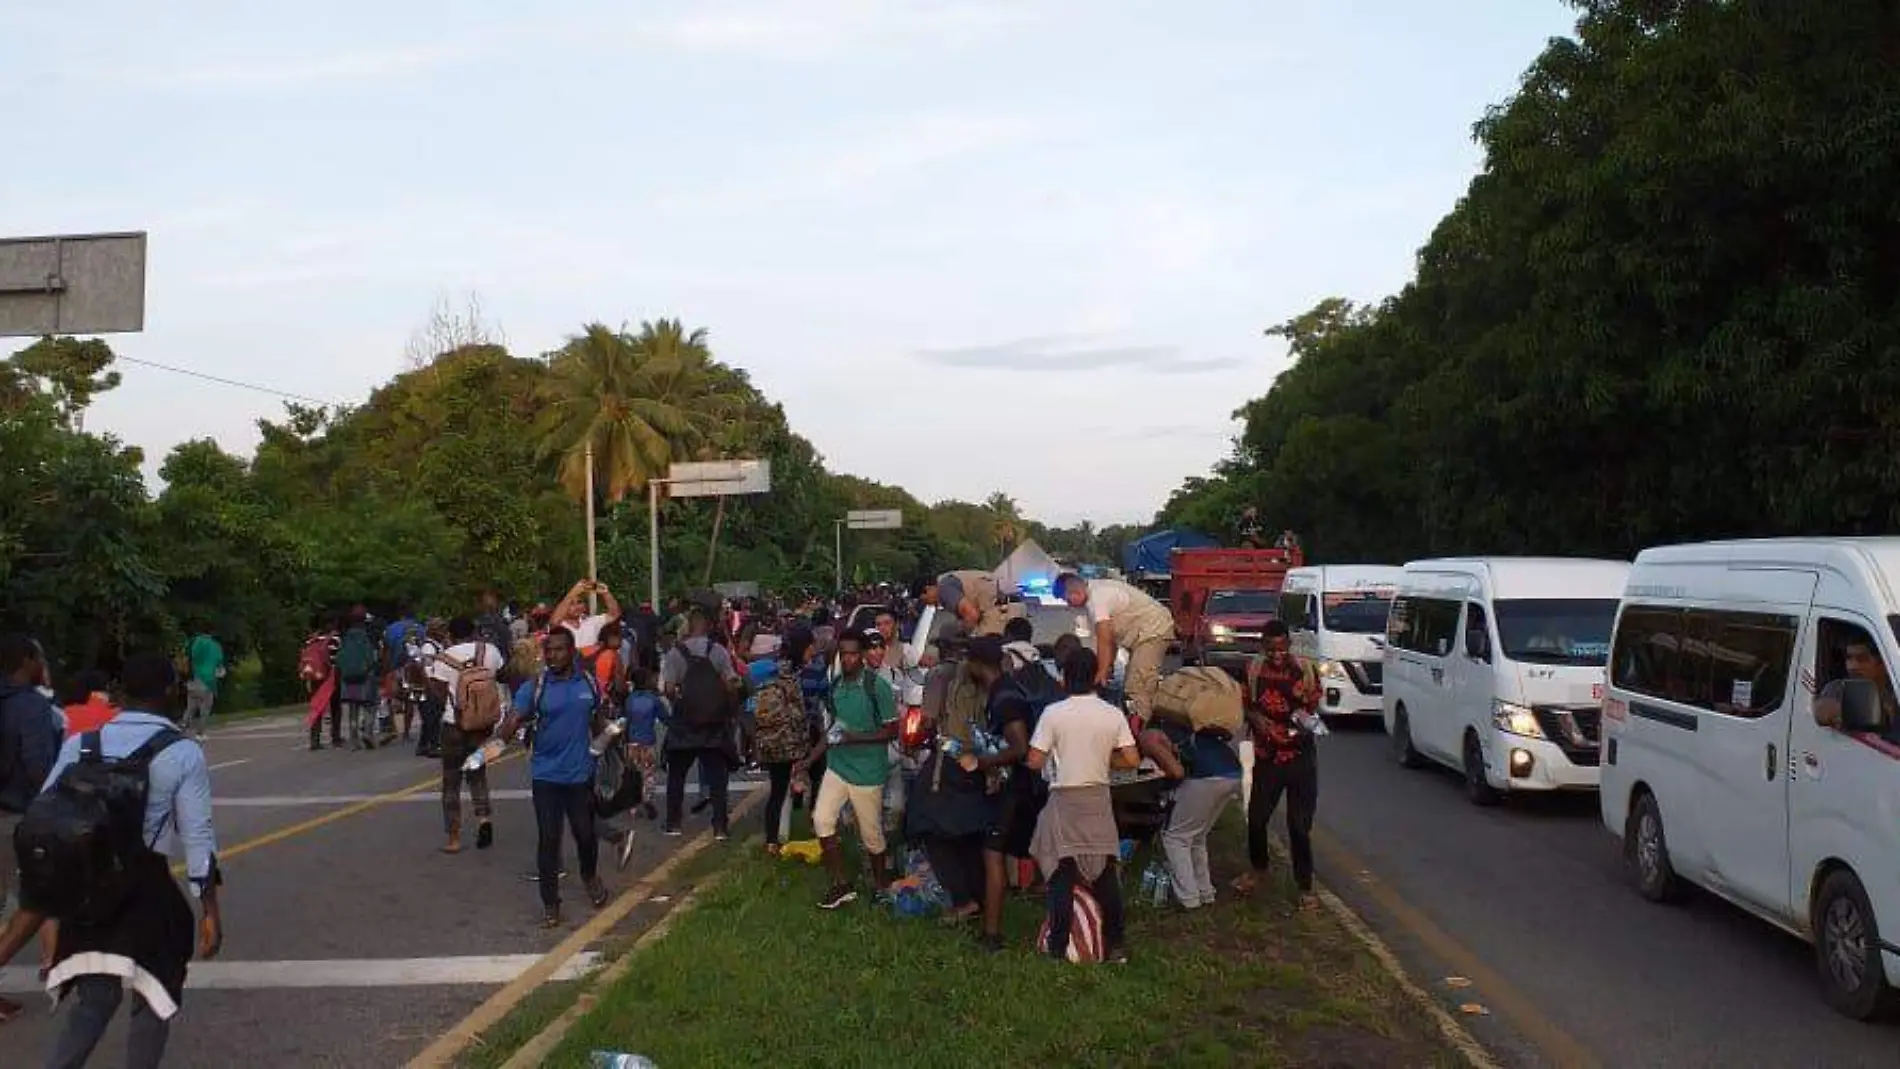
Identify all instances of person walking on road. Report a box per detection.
[501,629,612,927]
[181,630,224,742]
[0,634,63,1025]
[1054,572,1174,731]
[1238,619,1323,908]
[429,617,503,855]
[659,606,740,839]
[335,609,381,750]
[0,652,223,1068]
[1026,648,1138,963]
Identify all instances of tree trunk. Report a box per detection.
[702,494,727,585]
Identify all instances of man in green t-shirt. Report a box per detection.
[184,631,226,740]
[800,631,898,910]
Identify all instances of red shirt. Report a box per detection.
[63,694,118,737]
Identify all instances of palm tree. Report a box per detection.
[537,320,730,591]
[985,491,1022,557]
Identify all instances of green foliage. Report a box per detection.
[1165,0,1900,562]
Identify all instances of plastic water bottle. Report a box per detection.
[462,738,505,773]
[826,722,847,746]
[590,1053,658,1069]
[1143,857,1171,906]
[589,719,625,757]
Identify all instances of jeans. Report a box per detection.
[1045,857,1126,959]
[1249,749,1318,890]
[46,976,171,1069]
[416,695,443,754]
[1162,776,1241,907]
[665,747,730,832]
[762,761,795,845]
[533,780,598,908]
[439,725,492,834]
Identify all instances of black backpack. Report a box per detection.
[1000,663,1063,734]
[15,728,184,927]
[677,646,731,730]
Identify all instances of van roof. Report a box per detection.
[1634,538,1900,600]
[1402,557,1631,600]
[1286,564,1402,589]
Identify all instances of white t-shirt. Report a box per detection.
[566,613,613,650]
[429,641,506,725]
[1029,694,1136,789]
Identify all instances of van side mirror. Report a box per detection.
[1836,678,1885,732]
[1465,629,1491,662]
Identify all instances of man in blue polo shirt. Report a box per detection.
[501,629,610,928]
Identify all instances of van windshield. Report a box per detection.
[1323,592,1393,634]
[1495,598,1619,666]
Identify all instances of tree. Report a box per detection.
[10,336,121,428]
[405,292,504,370]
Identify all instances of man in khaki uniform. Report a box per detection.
[924,570,1025,638]
[1056,572,1174,729]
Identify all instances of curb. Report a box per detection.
[408,787,765,1069]
[499,863,736,1069]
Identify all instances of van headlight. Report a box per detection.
[1492,700,1545,739]
[1207,623,1233,639]
[1317,660,1349,681]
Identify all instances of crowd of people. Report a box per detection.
[0,563,1331,1066]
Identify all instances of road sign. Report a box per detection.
[667,458,771,498]
[846,509,903,530]
[0,232,147,337]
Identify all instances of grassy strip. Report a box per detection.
[534,824,1467,1069]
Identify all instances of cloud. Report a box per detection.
[627,0,1038,59]
[914,335,1241,374]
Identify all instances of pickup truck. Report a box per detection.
[1181,587,1280,675]
[1170,545,1304,673]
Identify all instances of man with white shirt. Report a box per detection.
[1027,648,1139,964]
[550,579,621,652]
[1055,572,1175,731]
[429,616,505,855]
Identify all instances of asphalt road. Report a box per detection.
[1311,722,1900,1069]
[0,710,739,1068]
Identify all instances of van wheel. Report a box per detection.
[1626,791,1681,903]
[1462,731,1501,806]
[1390,708,1424,769]
[1813,870,1900,1021]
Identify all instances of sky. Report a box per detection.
[0,1,1579,527]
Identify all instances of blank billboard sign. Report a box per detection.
[0,232,147,337]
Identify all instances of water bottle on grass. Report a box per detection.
[591,1053,658,1069]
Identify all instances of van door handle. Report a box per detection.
[1765,743,1777,781]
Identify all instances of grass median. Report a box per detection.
[529,820,1467,1068]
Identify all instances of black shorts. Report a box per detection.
[985,780,1044,857]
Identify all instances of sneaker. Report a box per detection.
[818,884,858,911]
[523,869,569,882]
[1105,946,1130,965]
[662,824,683,837]
[540,906,563,929]
[586,878,611,908]
[616,830,637,871]
[475,822,494,851]
[713,827,730,843]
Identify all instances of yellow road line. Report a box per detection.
[409,787,767,1069]
[1312,827,1602,1069]
[171,752,522,876]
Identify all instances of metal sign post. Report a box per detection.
[0,232,148,337]
[648,460,772,610]
[836,509,903,591]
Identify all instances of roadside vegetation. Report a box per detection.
[527,829,1463,1069]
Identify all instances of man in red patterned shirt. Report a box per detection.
[1237,619,1322,907]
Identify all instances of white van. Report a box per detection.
[1281,565,1402,719]
[1384,557,1630,803]
[1600,539,1900,1020]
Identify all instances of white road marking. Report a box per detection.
[208,758,252,772]
[0,953,602,994]
[214,781,764,807]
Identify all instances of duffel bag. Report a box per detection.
[1152,666,1244,737]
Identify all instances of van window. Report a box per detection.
[1323,591,1393,634]
[1611,606,1798,717]
[1401,596,1462,658]
[1280,591,1313,632]
[1387,596,1415,649]
[1495,598,1619,667]
[1815,619,1900,734]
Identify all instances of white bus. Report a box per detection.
[1600,539,1900,1020]
[1280,565,1401,720]
[1384,557,1629,803]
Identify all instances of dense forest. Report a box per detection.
[0,324,1135,705]
[1163,1,1900,562]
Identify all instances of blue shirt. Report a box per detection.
[624,691,663,747]
[512,671,599,785]
[1158,720,1243,780]
[384,618,419,663]
[41,711,219,896]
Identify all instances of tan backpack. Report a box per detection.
[442,645,503,736]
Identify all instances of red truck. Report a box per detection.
[1173,545,1305,675]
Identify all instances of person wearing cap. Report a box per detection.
[916,571,1025,639]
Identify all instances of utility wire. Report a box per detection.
[114,353,344,408]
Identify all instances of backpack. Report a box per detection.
[1154,665,1245,738]
[337,627,375,683]
[298,635,331,682]
[15,728,184,927]
[676,646,732,730]
[752,676,809,764]
[442,645,502,736]
[999,663,1062,735]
